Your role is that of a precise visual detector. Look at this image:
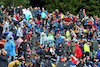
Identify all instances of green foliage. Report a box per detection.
[41,0,100,17]
[0,0,30,7]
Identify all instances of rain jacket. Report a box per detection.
[91,39,98,51]
[8,60,20,67]
[84,43,90,53]
[17,27,23,37]
[6,32,14,42]
[90,50,95,60]
[4,40,16,56]
[74,44,82,57]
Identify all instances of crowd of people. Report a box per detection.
[0,5,100,67]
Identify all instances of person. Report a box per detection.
[58,21,64,34]
[71,40,76,55]
[6,31,14,42]
[17,26,23,37]
[84,41,90,57]
[15,37,23,54]
[36,44,44,55]
[91,36,98,51]
[28,62,33,67]
[57,57,69,67]
[96,49,100,60]
[79,9,84,20]
[4,38,16,62]
[30,31,37,46]
[74,43,82,59]
[18,55,25,67]
[31,55,42,67]
[3,20,9,33]
[66,42,72,56]
[20,38,27,62]
[0,48,8,67]
[94,62,99,67]
[43,48,52,67]
[31,55,38,66]
[25,31,32,42]
[55,43,64,65]
[78,60,84,67]
[90,50,96,60]
[40,30,47,45]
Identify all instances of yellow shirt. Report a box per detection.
[84,43,90,53]
[66,30,70,37]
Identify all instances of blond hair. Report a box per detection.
[1,48,5,54]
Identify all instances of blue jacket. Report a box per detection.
[96,49,100,58]
[55,36,60,43]
[58,23,64,31]
[4,40,16,56]
[53,21,58,31]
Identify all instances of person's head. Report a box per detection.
[97,29,99,32]
[45,48,48,52]
[11,22,14,25]
[72,41,75,43]
[59,43,62,47]
[10,38,12,40]
[29,31,32,35]
[34,55,38,60]
[39,44,44,48]
[31,25,34,28]
[24,39,27,42]
[60,57,64,62]
[52,46,54,49]
[64,57,67,61]
[93,36,95,39]
[98,50,100,53]
[93,50,96,54]
[94,55,96,58]
[36,29,38,32]
[51,52,55,55]
[29,62,33,66]
[94,63,98,67]
[21,55,24,59]
[86,56,90,60]
[1,48,6,56]
[70,29,72,32]
[68,43,70,45]
[81,60,84,64]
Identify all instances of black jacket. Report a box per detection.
[57,61,69,67]
[20,42,27,51]
[0,54,8,67]
[56,47,64,56]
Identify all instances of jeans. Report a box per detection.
[9,55,12,62]
[22,51,27,62]
[56,55,63,65]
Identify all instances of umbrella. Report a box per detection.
[44,37,55,44]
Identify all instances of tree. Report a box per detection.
[0,0,30,7]
[41,0,100,17]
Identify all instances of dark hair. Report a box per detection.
[10,37,12,40]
